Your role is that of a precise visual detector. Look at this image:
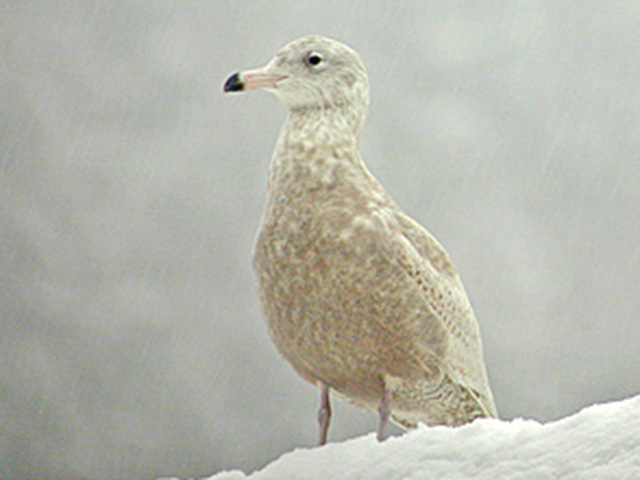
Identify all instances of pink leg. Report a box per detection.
[377,387,392,442]
[318,383,331,445]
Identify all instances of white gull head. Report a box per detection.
[224,35,370,135]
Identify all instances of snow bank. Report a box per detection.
[209,395,640,480]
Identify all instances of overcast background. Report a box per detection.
[2,1,639,479]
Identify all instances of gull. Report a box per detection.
[224,35,498,444]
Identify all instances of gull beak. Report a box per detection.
[223,68,288,93]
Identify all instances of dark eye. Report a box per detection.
[305,53,323,67]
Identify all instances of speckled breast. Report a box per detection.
[253,195,446,406]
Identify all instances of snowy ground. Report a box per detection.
[207,395,640,480]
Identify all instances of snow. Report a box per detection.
[207,395,640,480]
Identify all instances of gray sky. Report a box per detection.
[2,2,639,479]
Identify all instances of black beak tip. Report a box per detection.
[223,72,244,92]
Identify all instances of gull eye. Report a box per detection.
[305,52,323,67]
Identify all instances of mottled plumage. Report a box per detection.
[224,35,497,442]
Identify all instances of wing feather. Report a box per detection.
[393,211,498,417]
